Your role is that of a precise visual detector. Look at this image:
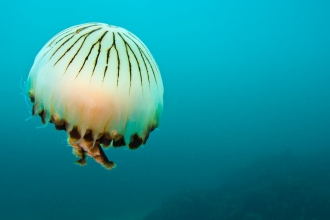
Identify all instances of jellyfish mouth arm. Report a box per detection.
[68,137,115,170]
[71,143,87,166]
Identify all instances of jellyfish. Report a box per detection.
[26,23,163,169]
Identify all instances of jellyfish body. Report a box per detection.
[27,23,163,169]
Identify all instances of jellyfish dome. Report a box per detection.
[27,23,163,169]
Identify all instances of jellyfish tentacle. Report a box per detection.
[68,136,115,169]
[89,143,115,170]
[80,140,115,169]
[69,139,87,166]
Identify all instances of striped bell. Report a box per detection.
[27,23,164,169]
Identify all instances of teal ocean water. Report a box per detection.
[0,0,329,219]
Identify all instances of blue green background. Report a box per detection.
[0,0,329,219]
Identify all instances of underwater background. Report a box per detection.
[0,0,330,219]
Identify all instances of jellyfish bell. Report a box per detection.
[27,23,163,169]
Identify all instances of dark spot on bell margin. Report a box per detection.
[83,129,94,142]
[69,126,81,140]
[99,133,112,147]
[38,110,45,124]
[150,124,157,132]
[55,120,67,131]
[50,116,67,131]
[143,132,150,144]
[142,124,156,144]
[30,95,35,103]
[113,136,126,147]
[50,115,56,123]
[129,134,143,150]
[28,91,35,102]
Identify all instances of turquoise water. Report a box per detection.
[0,0,330,219]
